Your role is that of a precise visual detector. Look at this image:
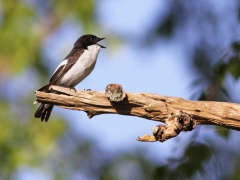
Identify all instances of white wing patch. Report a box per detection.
[53,59,68,74]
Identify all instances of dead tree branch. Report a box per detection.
[34,84,240,142]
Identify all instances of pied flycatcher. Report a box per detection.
[35,34,105,122]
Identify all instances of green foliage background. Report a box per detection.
[0,0,240,180]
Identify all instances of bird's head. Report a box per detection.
[74,34,105,49]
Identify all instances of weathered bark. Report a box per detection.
[34,85,240,142]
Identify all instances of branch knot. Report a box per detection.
[105,84,126,102]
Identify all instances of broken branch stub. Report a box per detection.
[105,84,126,102]
[137,111,195,142]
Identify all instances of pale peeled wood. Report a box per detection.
[34,85,240,131]
[35,86,240,142]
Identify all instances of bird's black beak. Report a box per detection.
[96,37,106,48]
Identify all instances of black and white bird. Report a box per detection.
[35,34,105,122]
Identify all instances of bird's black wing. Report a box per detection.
[49,48,84,85]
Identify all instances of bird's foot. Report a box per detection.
[70,86,77,92]
[60,84,77,92]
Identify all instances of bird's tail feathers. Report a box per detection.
[38,84,50,92]
[34,103,54,122]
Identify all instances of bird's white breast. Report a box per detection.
[55,44,101,87]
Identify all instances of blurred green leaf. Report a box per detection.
[213,62,227,83]
[152,166,169,180]
[231,41,240,52]
[227,60,240,79]
[177,144,211,178]
[231,158,240,180]
[156,13,175,37]
[215,126,230,139]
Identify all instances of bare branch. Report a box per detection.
[34,85,240,142]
